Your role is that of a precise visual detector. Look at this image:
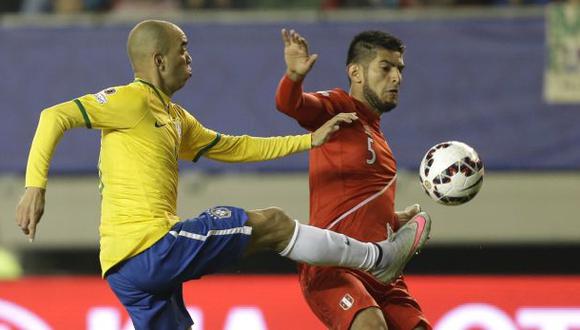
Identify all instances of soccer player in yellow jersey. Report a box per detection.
[15,20,430,329]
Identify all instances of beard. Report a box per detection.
[363,82,397,114]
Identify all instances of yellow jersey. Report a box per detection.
[25,78,311,275]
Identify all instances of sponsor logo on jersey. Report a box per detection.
[339,293,354,310]
[207,207,232,219]
[94,92,108,104]
[93,88,116,104]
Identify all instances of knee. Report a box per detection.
[266,206,293,225]
[269,208,296,241]
[250,206,293,230]
[245,207,296,253]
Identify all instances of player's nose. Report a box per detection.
[391,73,401,86]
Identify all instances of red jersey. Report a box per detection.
[276,75,431,330]
[276,75,399,242]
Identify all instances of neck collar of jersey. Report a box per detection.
[134,78,171,108]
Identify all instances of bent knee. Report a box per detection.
[245,207,296,253]
[247,207,293,228]
[258,206,290,219]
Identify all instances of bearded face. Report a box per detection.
[359,49,404,115]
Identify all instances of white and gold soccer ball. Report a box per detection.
[419,141,484,205]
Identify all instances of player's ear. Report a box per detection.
[154,53,165,71]
[347,64,363,85]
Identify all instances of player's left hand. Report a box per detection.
[395,204,421,226]
[281,28,318,82]
[311,112,358,147]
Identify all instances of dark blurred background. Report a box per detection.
[0,0,562,13]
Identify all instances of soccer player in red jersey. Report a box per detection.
[276,29,431,330]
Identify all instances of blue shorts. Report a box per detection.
[106,206,252,330]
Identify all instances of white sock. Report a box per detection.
[279,220,381,271]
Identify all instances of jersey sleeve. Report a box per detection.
[178,109,311,163]
[25,85,147,188]
[25,101,82,188]
[72,85,147,130]
[275,75,336,131]
[178,110,222,161]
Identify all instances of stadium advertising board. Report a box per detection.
[1,275,579,329]
[545,3,580,104]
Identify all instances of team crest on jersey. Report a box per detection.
[207,207,232,219]
[93,88,116,104]
[339,293,354,310]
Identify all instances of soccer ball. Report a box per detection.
[419,141,484,205]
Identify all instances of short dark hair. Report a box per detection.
[346,31,405,66]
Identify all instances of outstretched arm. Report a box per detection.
[204,113,358,162]
[276,29,334,129]
[180,111,357,163]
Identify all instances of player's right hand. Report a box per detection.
[16,187,46,242]
[311,112,358,147]
[396,204,422,226]
[281,28,318,82]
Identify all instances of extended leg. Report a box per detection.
[243,207,431,284]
